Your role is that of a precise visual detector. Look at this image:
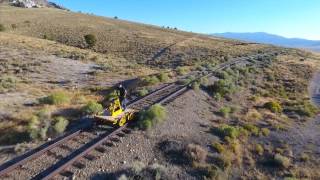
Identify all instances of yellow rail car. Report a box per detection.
[94,98,136,126]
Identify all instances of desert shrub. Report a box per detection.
[84,34,97,48]
[245,109,262,121]
[213,124,241,140]
[177,66,188,75]
[211,154,231,170]
[177,77,193,85]
[200,77,209,86]
[0,76,17,92]
[300,152,309,162]
[243,124,259,136]
[143,75,160,85]
[158,72,169,82]
[261,128,270,136]
[273,154,291,168]
[39,92,70,105]
[11,24,17,29]
[207,79,236,97]
[264,101,282,113]
[212,142,225,153]
[0,24,5,32]
[28,108,52,140]
[137,104,167,130]
[137,88,149,97]
[82,101,103,115]
[218,106,232,118]
[192,163,226,179]
[53,117,69,134]
[185,144,207,163]
[294,101,318,117]
[255,144,264,155]
[191,81,200,91]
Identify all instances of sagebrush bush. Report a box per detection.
[28,108,52,140]
[185,144,207,163]
[191,81,200,91]
[261,128,270,136]
[143,75,160,86]
[0,24,5,32]
[158,72,169,82]
[213,124,241,140]
[255,144,264,155]
[208,79,236,97]
[138,104,167,130]
[274,154,291,168]
[84,34,97,48]
[264,101,282,113]
[177,66,188,75]
[82,101,103,115]
[218,106,232,118]
[211,142,224,153]
[137,88,149,97]
[53,117,69,134]
[40,92,70,105]
[243,124,259,136]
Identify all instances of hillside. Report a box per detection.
[0,5,275,68]
[213,32,320,51]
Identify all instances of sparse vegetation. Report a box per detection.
[137,88,149,97]
[138,104,167,130]
[243,124,259,136]
[39,91,71,105]
[81,101,103,115]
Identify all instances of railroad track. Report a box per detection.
[0,52,278,179]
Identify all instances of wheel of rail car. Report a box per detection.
[118,116,127,126]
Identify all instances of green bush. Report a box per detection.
[177,67,188,75]
[137,88,149,97]
[208,80,236,97]
[218,106,232,118]
[191,81,200,91]
[82,101,103,115]
[213,124,241,140]
[255,144,264,155]
[53,117,69,134]
[261,128,270,136]
[294,101,318,117]
[84,34,97,48]
[0,76,17,92]
[264,101,282,113]
[39,92,70,105]
[0,24,5,32]
[158,72,169,82]
[138,104,167,130]
[243,124,259,136]
[273,154,291,168]
[143,75,160,85]
[27,108,52,140]
[211,142,225,153]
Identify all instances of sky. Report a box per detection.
[51,0,320,40]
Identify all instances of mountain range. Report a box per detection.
[213,32,320,52]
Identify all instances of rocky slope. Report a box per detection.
[0,0,65,9]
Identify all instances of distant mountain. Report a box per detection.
[0,0,66,9]
[212,32,320,51]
